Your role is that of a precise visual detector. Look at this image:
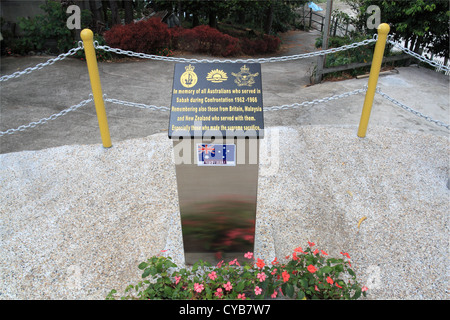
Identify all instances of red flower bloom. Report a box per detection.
[340,252,351,259]
[308,241,315,247]
[294,246,305,253]
[326,276,334,285]
[307,264,317,273]
[256,258,265,269]
[282,270,290,282]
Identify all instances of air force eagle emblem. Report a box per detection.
[231,65,259,87]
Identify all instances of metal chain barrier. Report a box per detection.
[388,38,450,74]
[1,36,448,136]
[265,88,367,111]
[0,43,84,82]
[103,88,367,112]
[375,87,450,130]
[94,38,376,64]
[0,97,93,136]
[104,96,170,111]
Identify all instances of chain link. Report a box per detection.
[95,38,376,64]
[375,87,450,130]
[0,45,83,82]
[0,97,93,136]
[265,88,368,111]
[388,39,450,74]
[104,96,170,111]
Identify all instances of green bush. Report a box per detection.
[15,1,72,54]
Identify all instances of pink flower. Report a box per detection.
[271,290,278,298]
[315,285,320,292]
[254,286,262,295]
[194,283,204,293]
[326,276,334,285]
[307,264,317,273]
[271,268,277,275]
[208,271,217,281]
[229,258,240,266]
[362,286,368,292]
[174,276,181,285]
[237,293,246,300]
[257,272,266,282]
[235,258,241,266]
[215,288,223,298]
[244,252,253,259]
[224,281,233,291]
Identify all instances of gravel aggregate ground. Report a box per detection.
[1,125,448,299]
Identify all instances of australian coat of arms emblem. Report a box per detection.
[231,65,259,87]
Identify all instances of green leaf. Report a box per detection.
[300,279,308,288]
[235,281,245,292]
[285,283,294,298]
[352,288,362,300]
[321,266,332,274]
[164,286,172,296]
[149,266,158,276]
[297,290,305,300]
[138,262,148,270]
[142,268,151,278]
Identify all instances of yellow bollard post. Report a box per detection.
[80,28,112,148]
[357,23,390,138]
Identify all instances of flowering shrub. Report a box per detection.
[104,18,170,54]
[103,18,279,57]
[156,47,174,57]
[175,25,241,57]
[106,242,368,300]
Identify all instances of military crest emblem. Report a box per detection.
[231,65,259,87]
[206,69,228,83]
[180,64,198,88]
